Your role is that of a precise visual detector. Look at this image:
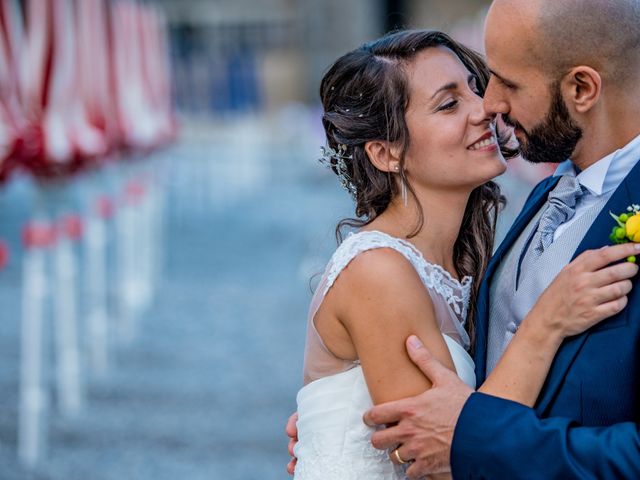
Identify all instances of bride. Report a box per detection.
[288,29,637,479]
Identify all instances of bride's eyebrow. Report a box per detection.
[429,74,476,99]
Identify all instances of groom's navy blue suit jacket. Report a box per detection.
[451,160,640,479]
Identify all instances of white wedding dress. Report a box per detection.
[294,231,476,480]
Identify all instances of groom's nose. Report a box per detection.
[469,93,495,126]
[483,76,510,115]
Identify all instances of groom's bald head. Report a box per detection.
[488,0,640,84]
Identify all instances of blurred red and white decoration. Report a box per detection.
[0,0,176,468]
[1,0,176,181]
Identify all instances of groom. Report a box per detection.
[363,0,640,478]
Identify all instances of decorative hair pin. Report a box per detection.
[319,144,357,196]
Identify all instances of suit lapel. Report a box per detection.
[535,158,640,414]
[475,176,560,384]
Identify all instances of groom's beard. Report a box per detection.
[503,83,583,164]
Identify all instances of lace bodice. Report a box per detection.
[324,231,472,320]
[295,230,476,480]
[303,230,472,384]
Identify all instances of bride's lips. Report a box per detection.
[467,131,498,152]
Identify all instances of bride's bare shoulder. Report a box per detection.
[331,246,434,319]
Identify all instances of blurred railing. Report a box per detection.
[0,0,176,468]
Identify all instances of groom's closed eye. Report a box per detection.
[489,70,518,90]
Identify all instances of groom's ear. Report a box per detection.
[562,66,602,114]
[364,140,402,173]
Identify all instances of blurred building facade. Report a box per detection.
[154,0,491,116]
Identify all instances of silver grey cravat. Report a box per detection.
[519,174,586,283]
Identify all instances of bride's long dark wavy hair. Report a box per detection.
[319,30,515,349]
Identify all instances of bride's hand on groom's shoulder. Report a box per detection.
[285,412,298,475]
[526,243,640,340]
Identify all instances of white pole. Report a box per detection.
[116,181,137,343]
[140,179,153,310]
[85,198,109,377]
[18,220,51,467]
[52,211,84,416]
[150,167,164,300]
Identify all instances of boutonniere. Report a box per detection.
[609,204,640,262]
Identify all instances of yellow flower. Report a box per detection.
[626,213,640,242]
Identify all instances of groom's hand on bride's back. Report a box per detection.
[285,412,298,475]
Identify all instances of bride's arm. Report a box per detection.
[331,247,454,404]
[478,244,639,407]
[477,316,562,407]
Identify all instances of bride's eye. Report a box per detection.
[438,99,458,111]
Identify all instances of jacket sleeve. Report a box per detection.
[451,393,640,479]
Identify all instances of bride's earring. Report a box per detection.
[394,164,408,206]
[401,176,408,207]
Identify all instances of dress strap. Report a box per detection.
[323,231,426,296]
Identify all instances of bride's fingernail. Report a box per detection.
[634,243,640,250]
[408,335,423,349]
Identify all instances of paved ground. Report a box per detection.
[0,114,531,479]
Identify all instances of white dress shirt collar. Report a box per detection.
[553,132,640,196]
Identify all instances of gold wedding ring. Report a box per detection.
[392,447,408,465]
